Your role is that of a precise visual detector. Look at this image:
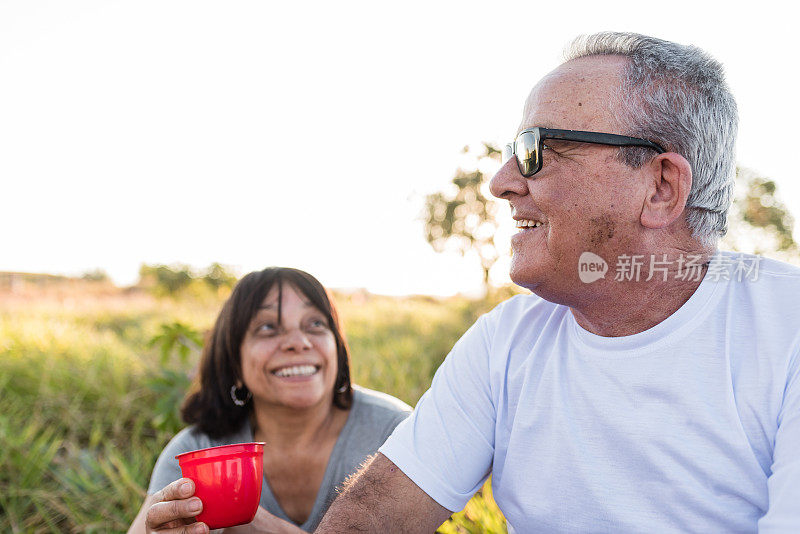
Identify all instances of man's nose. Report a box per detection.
[489,158,529,200]
[280,328,312,352]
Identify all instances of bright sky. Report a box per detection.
[2,1,797,296]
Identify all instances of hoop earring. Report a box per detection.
[230,385,252,406]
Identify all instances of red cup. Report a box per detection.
[176,442,265,529]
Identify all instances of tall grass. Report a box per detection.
[0,286,515,532]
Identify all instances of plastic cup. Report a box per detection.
[176,442,265,529]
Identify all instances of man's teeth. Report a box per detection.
[273,365,318,378]
[516,219,544,228]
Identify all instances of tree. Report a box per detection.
[424,143,502,289]
[723,166,797,258]
[202,262,237,292]
[80,268,110,282]
[138,263,194,296]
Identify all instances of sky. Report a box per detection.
[1,1,798,296]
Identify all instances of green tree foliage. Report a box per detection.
[148,321,203,366]
[138,263,194,296]
[202,262,238,292]
[146,321,203,432]
[424,143,502,288]
[81,268,110,282]
[138,262,238,298]
[723,166,797,257]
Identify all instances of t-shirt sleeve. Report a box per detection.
[379,314,495,512]
[759,347,800,532]
[147,427,204,495]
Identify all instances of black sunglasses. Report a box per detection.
[502,127,666,177]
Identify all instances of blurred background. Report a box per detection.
[1,0,798,295]
[1,1,797,532]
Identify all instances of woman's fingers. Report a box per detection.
[146,478,206,531]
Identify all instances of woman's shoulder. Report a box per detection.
[160,426,207,456]
[349,385,412,437]
[352,385,412,416]
[333,386,411,458]
[161,421,251,457]
[147,426,210,495]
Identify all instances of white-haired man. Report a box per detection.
[315,33,800,533]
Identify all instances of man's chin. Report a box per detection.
[509,264,583,306]
[508,264,543,292]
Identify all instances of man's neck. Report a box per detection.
[569,249,712,337]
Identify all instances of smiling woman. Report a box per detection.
[239,281,343,416]
[127,267,411,533]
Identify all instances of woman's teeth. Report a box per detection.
[273,365,318,378]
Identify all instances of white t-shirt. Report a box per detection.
[380,252,800,533]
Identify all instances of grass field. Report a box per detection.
[0,279,515,533]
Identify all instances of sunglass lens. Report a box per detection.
[516,131,540,177]
[502,143,514,164]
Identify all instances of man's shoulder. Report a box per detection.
[716,250,800,276]
[748,253,800,280]
[716,251,800,301]
[712,252,800,353]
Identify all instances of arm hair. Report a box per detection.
[315,453,451,533]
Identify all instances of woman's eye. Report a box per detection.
[257,323,277,334]
[308,319,328,330]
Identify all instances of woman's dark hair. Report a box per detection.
[181,267,353,438]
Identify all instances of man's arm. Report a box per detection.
[317,312,499,532]
[758,350,800,531]
[315,453,451,533]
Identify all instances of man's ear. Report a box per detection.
[640,152,692,229]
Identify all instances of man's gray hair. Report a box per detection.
[565,32,738,247]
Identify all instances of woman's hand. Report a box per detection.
[222,507,306,534]
[145,478,209,534]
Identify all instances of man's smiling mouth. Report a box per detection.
[516,219,545,229]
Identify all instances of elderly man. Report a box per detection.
[315,32,800,533]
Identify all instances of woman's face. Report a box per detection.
[239,282,338,412]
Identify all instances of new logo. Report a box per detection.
[578,252,608,283]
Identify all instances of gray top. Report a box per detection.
[148,386,411,532]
